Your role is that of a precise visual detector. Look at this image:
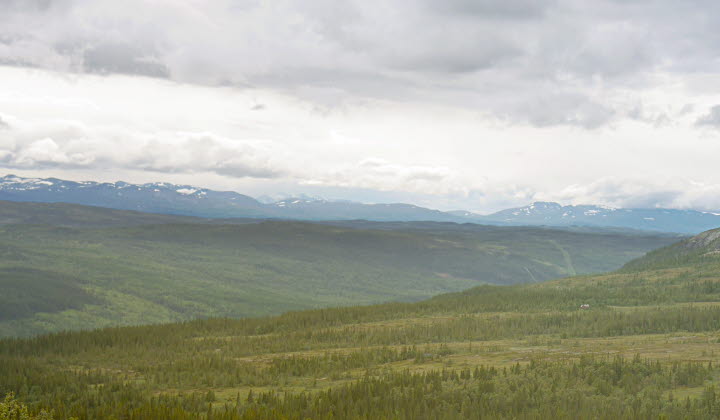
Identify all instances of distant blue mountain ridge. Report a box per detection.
[0,174,718,233]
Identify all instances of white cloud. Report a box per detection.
[0,113,284,178]
[12,137,76,166]
[553,178,720,211]
[302,158,459,195]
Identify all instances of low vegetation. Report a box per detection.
[4,232,720,418]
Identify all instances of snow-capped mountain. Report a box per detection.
[1,175,718,233]
[0,175,464,222]
[0,175,267,218]
[466,201,720,234]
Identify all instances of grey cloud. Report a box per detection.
[1,0,719,128]
[425,0,553,19]
[0,0,56,12]
[679,104,695,115]
[530,99,614,129]
[378,35,521,74]
[695,105,720,128]
[82,42,169,78]
[493,90,617,129]
[627,103,673,127]
[214,164,279,179]
[127,135,283,179]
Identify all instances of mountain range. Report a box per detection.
[1,174,719,233]
[0,175,460,222]
[461,201,720,234]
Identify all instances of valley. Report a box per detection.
[3,227,720,418]
[0,201,679,338]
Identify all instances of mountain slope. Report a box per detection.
[270,196,461,221]
[620,227,720,271]
[0,175,269,218]
[0,202,679,337]
[466,201,720,234]
[0,200,209,227]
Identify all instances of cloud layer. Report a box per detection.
[2,0,720,128]
[0,113,282,178]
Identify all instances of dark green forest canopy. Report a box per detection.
[0,201,679,337]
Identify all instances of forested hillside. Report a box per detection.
[0,202,679,337]
[3,229,720,418]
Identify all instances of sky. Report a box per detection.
[1,0,720,213]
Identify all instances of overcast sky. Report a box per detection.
[1,0,720,212]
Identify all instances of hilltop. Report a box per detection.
[622,227,720,271]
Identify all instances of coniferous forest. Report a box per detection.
[4,228,720,419]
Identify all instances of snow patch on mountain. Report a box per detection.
[1,175,719,233]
